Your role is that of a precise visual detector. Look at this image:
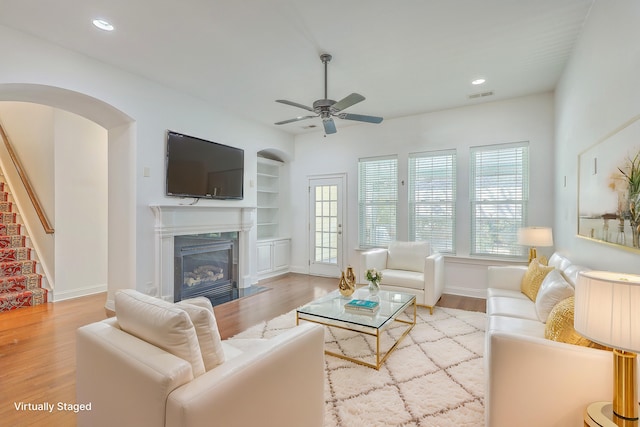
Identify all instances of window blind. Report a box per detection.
[470,142,529,257]
[409,149,456,254]
[358,155,397,248]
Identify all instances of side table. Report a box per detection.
[584,402,638,427]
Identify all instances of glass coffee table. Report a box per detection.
[296,288,416,370]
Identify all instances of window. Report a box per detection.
[470,142,529,257]
[358,155,397,248]
[409,150,456,253]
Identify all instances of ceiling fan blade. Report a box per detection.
[331,93,365,112]
[274,115,316,125]
[276,99,314,112]
[323,118,337,134]
[338,113,383,124]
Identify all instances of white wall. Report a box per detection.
[555,2,640,273]
[289,92,555,297]
[54,109,108,300]
[0,24,295,307]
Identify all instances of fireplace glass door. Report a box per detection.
[174,233,238,305]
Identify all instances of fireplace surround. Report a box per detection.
[150,205,255,301]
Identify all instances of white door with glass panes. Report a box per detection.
[308,175,345,277]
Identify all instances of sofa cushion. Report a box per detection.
[548,253,571,272]
[486,296,539,321]
[115,289,206,377]
[521,258,554,301]
[381,269,424,290]
[535,270,575,323]
[561,264,590,287]
[487,315,546,339]
[486,287,529,300]
[544,296,607,349]
[177,297,226,370]
[387,241,429,273]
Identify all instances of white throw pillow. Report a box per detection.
[115,289,206,377]
[387,241,430,272]
[561,264,591,287]
[178,297,226,370]
[535,269,575,323]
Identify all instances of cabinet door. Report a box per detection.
[273,239,290,271]
[256,242,273,274]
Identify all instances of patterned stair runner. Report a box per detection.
[0,182,46,312]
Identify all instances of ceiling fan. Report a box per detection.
[274,53,383,135]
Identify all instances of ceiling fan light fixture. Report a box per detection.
[92,19,114,31]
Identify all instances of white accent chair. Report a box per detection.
[360,241,445,314]
[76,290,325,427]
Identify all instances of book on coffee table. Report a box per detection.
[344,299,379,314]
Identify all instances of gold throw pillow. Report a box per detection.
[521,258,554,301]
[544,296,607,349]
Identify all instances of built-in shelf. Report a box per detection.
[257,157,283,241]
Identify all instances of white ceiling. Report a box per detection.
[0,0,593,135]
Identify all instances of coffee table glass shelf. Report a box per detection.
[296,288,416,370]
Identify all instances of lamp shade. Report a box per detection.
[574,270,640,353]
[517,227,554,247]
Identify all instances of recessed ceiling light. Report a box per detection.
[472,78,486,85]
[92,19,114,31]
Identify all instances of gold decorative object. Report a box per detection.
[338,271,355,297]
[345,266,356,286]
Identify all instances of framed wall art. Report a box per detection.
[578,115,640,251]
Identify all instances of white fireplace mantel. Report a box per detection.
[150,204,256,300]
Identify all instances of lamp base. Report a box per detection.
[585,402,639,427]
[528,247,537,264]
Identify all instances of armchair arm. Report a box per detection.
[486,265,527,291]
[360,248,388,282]
[76,319,194,427]
[166,323,325,427]
[486,331,612,427]
[423,253,444,307]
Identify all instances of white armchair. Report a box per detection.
[360,241,445,314]
[76,290,325,427]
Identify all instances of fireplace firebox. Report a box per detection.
[174,232,239,306]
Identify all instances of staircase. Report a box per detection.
[0,181,47,312]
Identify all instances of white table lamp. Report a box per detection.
[517,227,553,263]
[575,270,640,425]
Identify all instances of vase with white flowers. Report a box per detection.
[365,268,383,295]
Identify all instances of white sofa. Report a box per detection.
[485,252,622,427]
[76,290,325,427]
[360,241,444,313]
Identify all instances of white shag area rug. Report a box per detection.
[230,306,486,427]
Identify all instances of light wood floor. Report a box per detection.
[0,273,485,427]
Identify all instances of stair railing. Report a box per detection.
[0,123,54,234]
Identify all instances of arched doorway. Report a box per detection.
[0,83,136,311]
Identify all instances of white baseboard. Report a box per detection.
[257,269,290,281]
[288,265,309,275]
[443,285,487,299]
[51,284,107,302]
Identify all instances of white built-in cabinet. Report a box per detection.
[256,238,290,277]
[256,156,290,278]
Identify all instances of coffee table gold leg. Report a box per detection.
[376,330,381,369]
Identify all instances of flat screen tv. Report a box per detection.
[166,131,244,200]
